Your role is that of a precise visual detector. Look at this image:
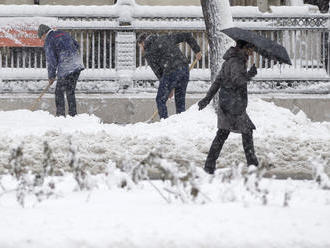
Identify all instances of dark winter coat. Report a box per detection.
[143,33,201,79]
[205,47,256,133]
[44,30,84,79]
[304,0,329,13]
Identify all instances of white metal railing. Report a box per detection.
[74,30,115,70]
[0,30,116,70]
[1,29,328,73]
[0,47,45,68]
[0,3,329,89]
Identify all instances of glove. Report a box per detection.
[49,78,55,85]
[198,97,210,111]
[247,64,257,78]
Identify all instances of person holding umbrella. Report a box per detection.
[38,24,84,117]
[198,27,292,174]
[198,40,259,174]
[137,32,202,119]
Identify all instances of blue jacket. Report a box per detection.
[44,30,84,79]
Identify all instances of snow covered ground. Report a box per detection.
[0,97,330,247]
[0,97,329,178]
[0,169,330,248]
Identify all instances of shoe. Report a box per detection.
[203,165,215,175]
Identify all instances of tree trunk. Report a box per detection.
[200,0,234,82]
[200,0,234,108]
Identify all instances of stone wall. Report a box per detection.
[0,94,329,123]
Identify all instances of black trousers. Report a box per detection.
[205,129,259,170]
[55,71,80,117]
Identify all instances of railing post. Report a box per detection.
[115,0,136,89]
[327,22,330,75]
[258,0,281,12]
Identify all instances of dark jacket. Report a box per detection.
[144,33,201,79]
[205,47,255,133]
[44,30,84,79]
[304,0,329,13]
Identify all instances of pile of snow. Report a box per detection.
[0,97,329,178]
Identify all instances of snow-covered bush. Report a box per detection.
[68,136,95,191]
[1,142,57,207]
[127,151,271,205]
[104,161,135,190]
[130,151,207,203]
[1,142,329,209]
[311,156,330,190]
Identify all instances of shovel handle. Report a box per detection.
[189,58,198,71]
[146,58,199,123]
[31,83,52,111]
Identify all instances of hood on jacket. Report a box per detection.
[223,47,248,62]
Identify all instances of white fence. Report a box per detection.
[0,2,329,92]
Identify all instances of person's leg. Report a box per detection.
[325,32,329,73]
[204,129,230,174]
[55,79,66,116]
[242,131,259,166]
[174,67,189,114]
[65,71,79,117]
[156,74,173,119]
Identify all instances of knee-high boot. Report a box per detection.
[242,131,259,166]
[204,129,230,174]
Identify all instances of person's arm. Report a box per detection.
[44,39,58,81]
[198,71,221,110]
[205,72,221,100]
[171,32,201,54]
[230,61,256,88]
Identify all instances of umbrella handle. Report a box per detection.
[146,58,198,123]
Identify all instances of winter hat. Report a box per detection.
[38,24,51,38]
[137,32,150,44]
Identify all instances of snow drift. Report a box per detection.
[0,97,329,178]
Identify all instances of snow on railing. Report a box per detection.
[0,1,329,90]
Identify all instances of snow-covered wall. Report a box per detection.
[0,4,319,18]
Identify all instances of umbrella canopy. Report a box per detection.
[221,27,292,65]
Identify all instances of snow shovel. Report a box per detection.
[146,58,199,123]
[31,82,53,111]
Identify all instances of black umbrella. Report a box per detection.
[221,27,292,65]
